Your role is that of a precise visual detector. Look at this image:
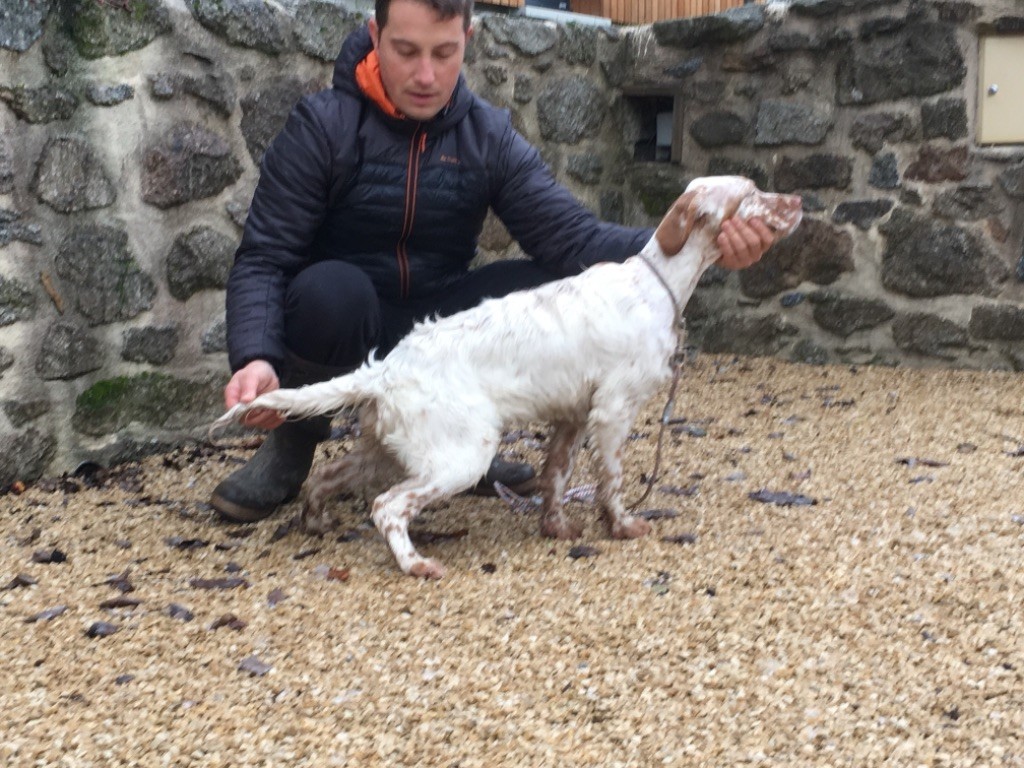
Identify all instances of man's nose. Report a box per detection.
[412,56,436,85]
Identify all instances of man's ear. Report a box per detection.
[369,16,380,49]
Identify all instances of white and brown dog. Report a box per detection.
[211,176,802,578]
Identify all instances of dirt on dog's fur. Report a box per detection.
[2,355,1022,766]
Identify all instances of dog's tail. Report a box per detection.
[208,369,373,438]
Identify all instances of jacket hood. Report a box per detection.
[332,23,474,132]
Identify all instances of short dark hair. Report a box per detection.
[375,0,474,31]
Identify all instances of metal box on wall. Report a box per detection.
[979,36,1024,145]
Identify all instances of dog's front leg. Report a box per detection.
[590,403,652,540]
[539,421,586,540]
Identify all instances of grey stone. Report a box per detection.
[240,77,322,166]
[626,163,689,217]
[935,2,982,24]
[599,190,624,225]
[33,136,116,213]
[880,208,1006,298]
[706,157,768,191]
[998,162,1024,199]
[690,111,747,149]
[921,97,968,140]
[166,226,236,301]
[933,184,1002,221]
[0,136,13,193]
[122,325,179,365]
[787,0,901,16]
[0,274,35,326]
[54,223,156,326]
[68,0,171,59]
[293,0,362,61]
[850,111,915,154]
[188,0,291,55]
[36,321,103,380]
[483,65,508,87]
[0,428,56,487]
[739,218,854,299]
[869,152,900,190]
[653,4,764,48]
[892,313,968,359]
[993,15,1024,33]
[85,82,135,106]
[42,30,74,75]
[809,291,895,338]
[904,144,968,183]
[536,76,605,145]
[968,304,1024,341]
[482,16,558,57]
[72,372,223,436]
[566,154,603,186]
[789,339,830,366]
[148,71,237,117]
[0,84,77,123]
[201,317,228,354]
[225,200,249,229]
[836,22,965,105]
[774,154,852,192]
[0,0,52,52]
[3,397,51,428]
[722,46,777,74]
[694,313,795,356]
[0,208,43,248]
[141,122,243,209]
[832,199,894,230]
[558,24,597,67]
[663,56,703,79]
[512,74,534,104]
[754,100,832,146]
[0,347,12,377]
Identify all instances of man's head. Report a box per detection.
[370,0,474,121]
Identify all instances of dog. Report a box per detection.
[211,176,802,578]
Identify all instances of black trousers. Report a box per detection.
[283,259,558,373]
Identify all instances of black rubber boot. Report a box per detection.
[210,353,340,523]
[470,455,538,497]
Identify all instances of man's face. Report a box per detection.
[369,0,471,121]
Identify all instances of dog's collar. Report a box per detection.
[638,253,682,323]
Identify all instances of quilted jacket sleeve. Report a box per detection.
[490,124,653,277]
[225,95,338,374]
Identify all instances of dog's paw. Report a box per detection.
[540,517,584,540]
[408,558,446,580]
[300,500,336,536]
[609,515,652,540]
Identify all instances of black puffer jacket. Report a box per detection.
[226,24,652,373]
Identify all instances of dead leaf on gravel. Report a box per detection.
[748,488,817,507]
[292,548,320,561]
[2,573,38,590]
[25,605,67,623]
[411,529,468,545]
[99,596,143,610]
[659,483,699,498]
[637,508,679,520]
[31,548,67,564]
[957,443,977,454]
[663,533,698,545]
[210,613,247,631]
[313,565,351,582]
[189,577,249,590]
[18,527,41,546]
[270,517,298,542]
[167,604,194,622]
[85,621,119,638]
[567,545,601,560]
[238,655,272,677]
[897,457,949,468]
[103,571,135,593]
[481,563,497,574]
[164,536,209,550]
[336,529,362,543]
[114,674,135,686]
[267,588,287,607]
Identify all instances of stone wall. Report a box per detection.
[1,0,1022,483]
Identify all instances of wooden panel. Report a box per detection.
[487,0,759,22]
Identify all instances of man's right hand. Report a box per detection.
[224,359,285,429]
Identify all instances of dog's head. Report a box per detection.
[654,175,802,258]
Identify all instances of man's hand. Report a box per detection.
[717,217,776,271]
[224,359,285,430]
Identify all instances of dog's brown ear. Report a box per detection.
[655,190,700,256]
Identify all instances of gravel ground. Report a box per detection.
[2,355,1023,767]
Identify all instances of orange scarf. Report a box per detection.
[355,50,404,119]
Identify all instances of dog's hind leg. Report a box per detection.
[589,400,652,540]
[371,464,487,578]
[539,421,586,540]
[302,439,399,535]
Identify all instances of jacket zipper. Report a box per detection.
[396,128,427,299]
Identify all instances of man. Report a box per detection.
[211,0,777,523]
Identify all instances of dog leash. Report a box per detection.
[628,255,689,512]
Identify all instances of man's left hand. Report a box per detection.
[717,217,776,271]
